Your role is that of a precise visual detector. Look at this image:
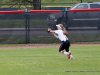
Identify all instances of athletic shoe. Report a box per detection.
[71,57,74,59]
[67,53,71,59]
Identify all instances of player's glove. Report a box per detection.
[46,28,51,33]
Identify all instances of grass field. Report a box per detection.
[0,45,100,75]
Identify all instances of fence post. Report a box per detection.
[25,9,30,44]
[39,0,41,10]
[27,14,30,44]
[81,0,82,3]
[25,14,28,44]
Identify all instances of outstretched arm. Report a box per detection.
[52,32,59,39]
[50,30,59,39]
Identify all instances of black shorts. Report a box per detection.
[59,40,70,52]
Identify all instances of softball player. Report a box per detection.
[49,24,74,59]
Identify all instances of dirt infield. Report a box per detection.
[0,44,100,49]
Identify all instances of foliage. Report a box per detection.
[0,0,100,9]
[0,0,57,9]
[0,0,41,10]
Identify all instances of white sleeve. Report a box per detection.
[55,30,58,34]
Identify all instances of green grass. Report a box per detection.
[46,0,100,3]
[42,0,100,6]
[0,45,100,75]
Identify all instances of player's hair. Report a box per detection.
[59,24,68,35]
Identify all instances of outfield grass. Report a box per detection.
[0,45,100,75]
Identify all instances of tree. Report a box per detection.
[0,0,41,10]
[0,0,56,10]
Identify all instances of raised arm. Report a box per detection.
[50,30,59,39]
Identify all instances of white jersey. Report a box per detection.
[55,30,68,41]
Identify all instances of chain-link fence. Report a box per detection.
[0,10,100,44]
[0,12,59,44]
[0,0,100,44]
[0,13,26,44]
